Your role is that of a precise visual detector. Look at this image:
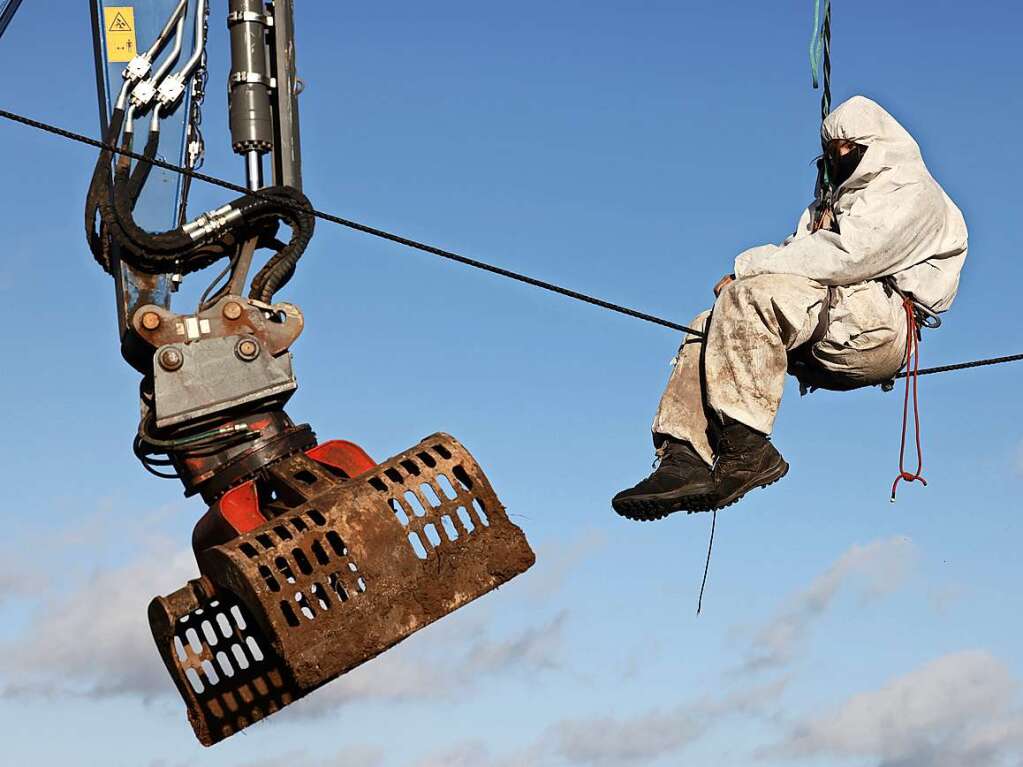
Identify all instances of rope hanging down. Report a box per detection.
[890,299,927,501]
[0,106,1020,383]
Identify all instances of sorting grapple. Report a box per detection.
[151,433,534,745]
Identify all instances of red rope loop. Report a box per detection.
[891,298,927,502]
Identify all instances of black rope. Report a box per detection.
[696,509,716,615]
[896,352,1023,380]
[2,106,1021,381]
[0,108,703,337]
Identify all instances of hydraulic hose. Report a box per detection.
[84,107,126,272]
[86,104,314,300]
[127,128,161,207]
[247,187,315,302]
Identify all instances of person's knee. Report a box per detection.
[688,309,712,333]
[716,274,776,311]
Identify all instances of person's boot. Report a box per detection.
[612,439,716,521]
[709,421,789,509]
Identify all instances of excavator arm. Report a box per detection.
[88,0,534,745]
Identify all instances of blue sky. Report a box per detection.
[1,2,1021,765]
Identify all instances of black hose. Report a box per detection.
[127,128,160,207]
[246,187,316,302]
[84,108,125,273]
[83,107,313,299]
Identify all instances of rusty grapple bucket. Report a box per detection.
[149,433,534,745]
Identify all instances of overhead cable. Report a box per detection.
[2,106,1021,384]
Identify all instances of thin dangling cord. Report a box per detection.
[697,510,717,615]
[891,298,927,501]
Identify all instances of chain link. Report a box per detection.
[178,0,209,225]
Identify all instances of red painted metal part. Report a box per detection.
[192,439,377,554]
[306,440,376,478]
[218,481,265,535]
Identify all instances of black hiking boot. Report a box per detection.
[709,422,789,510]
[612,439,716,521]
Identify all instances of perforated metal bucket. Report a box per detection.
[150,433,534,745]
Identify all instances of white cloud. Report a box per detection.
[544,676,791,767]
[285,608,568,719]
[764,650,1023,767]
[233,745,386,767]
[0,536,567,714]
[546,705,703,766]
[740,536,915,673]
[411,741,529,767]
[0,542,198,699]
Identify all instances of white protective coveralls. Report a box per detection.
[652,96,968,466]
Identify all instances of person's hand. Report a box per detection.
[714,274,735,297]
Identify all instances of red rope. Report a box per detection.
[891,298,927,501]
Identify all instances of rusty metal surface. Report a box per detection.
[149,576,302,746]
[151,433,534,745]
[131,295,304,356]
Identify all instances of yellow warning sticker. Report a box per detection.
[104,6,137,62]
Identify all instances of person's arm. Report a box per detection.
[734,182,938,286]
[781,204,816,246]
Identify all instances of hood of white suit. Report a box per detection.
[822,95,923,194]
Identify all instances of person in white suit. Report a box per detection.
[613,96,968,520]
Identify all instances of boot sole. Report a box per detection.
[613,489,716,522]
[710,456,789,511]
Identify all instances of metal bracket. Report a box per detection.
[227,10,273,26]
[132,296,305,357]
[230,71,277,88]
[153,335,297,428]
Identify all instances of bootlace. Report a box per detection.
[653,442,702,472]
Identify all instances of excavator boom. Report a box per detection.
[87,0,534,744]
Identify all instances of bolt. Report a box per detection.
[223,301,243,320]
[140,311,161,331]
[158,346,184,371]
[236,338,260,361]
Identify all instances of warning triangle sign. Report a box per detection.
[109,12,131,32]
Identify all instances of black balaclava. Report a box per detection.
[825,141,868,188]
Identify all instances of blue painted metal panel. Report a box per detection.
[92,1,203,333]
[94,0,197,231]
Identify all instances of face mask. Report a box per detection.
[825,143,867,188]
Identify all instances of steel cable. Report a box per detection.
[0,108,703,337]
[2,106,1020,382]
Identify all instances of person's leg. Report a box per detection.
[651,311,714,465]
[614,274,831,519]
[613,312,716,520]
[810,280,908,387]
[700,274,829,509]
[705,275,829,432]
